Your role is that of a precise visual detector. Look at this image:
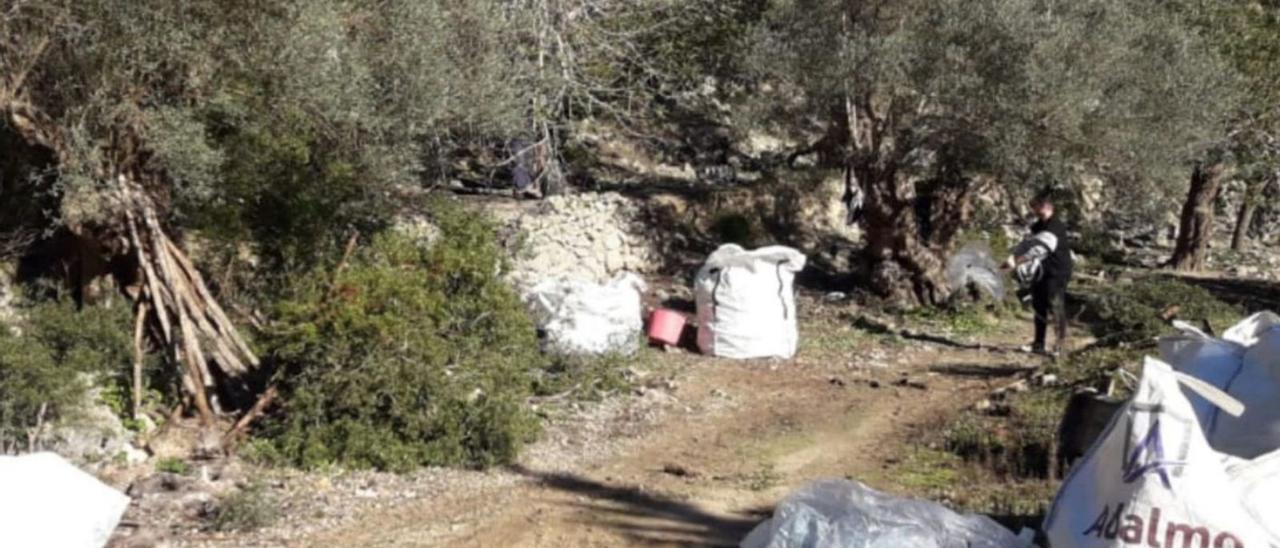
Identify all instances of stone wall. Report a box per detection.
[502,193,660,290]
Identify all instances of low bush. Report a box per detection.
[944,388,1066,480]
[211,482,279,532]
[0,298,135,453]
[260,201,543,472]
[1086,277,1240,345]
[532,353,635,402]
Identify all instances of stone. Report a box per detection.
[123,443,150,466]
[45,383,134,465]
[128,473,197,498]
[506,192,658,288]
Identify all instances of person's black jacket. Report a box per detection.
[1031,216,1073,284]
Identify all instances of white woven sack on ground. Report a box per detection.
[1044,357,1280,548]
[0,452,130,548]
[694,244,806,359]
[1158,312,1280,459]
[525,272,646,355]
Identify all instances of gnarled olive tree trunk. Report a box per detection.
[835,97,976,307]
[1231,187,1259,251]
[1170,162,1225,271]
[860,167,949,306]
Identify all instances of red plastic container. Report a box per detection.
[648,309,687,346]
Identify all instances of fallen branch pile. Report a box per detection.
[116,178,260,425]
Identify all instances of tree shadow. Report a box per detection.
[928,362,1038,378]
[987,512,1047,544]
[507,464,763,546]
[1165,273,1280,314]
[847,314,1015,353]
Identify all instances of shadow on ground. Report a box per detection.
[928,362,1038,378]
[846,314,1019,353]
[507,464,765,547]
[1169,273,1280,313]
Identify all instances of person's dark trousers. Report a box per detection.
[1032,278,1068,353]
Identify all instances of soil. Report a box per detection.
[286,298,1042,548]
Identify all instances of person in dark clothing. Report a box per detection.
[1004,191,1073,356]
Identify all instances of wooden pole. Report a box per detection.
[132,302,148,419]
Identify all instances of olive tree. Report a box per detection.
[1174,0,1280,259]
[0,0,533,424]
[749,0,1235,304]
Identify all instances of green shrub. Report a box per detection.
[155,457,190,475]
[532,353,634,402]
[710,212,759,247]
[260,201,542,472]
[1053,346,1144,394]
[1086,277,1240,345]
[0,298,135,452]
[943,389,1066,480]
[211,482,279,532]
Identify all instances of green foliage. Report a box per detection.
[186,109,387,272]
[709,212,760,247]
[3,0,532,236]
[260,203,542,472]
[20,299,134,377]
[1053,346,1145,394]
[1086,277,1241,344]
[894,448,962,492]
[944,388,1066,480]
[900,303,1003,337]
[533,353,634,402]
[0,298,136,452]
[748,0,1238,219]
[155,457,190,475]
[211,482,279,532]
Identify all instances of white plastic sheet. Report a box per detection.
[525,272,646,355]
[0,452,130,548]
[742,479,1030,548]
[1044,357,1280,547]
[946,242,1006,301]
[694,244,806,359]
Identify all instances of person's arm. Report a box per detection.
[1002,231,1059,270]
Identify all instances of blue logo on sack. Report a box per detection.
[1121,418,1184,490]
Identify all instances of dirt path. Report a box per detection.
[308,308,1037,547]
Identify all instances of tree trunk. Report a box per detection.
[1231,180,1262,251]
[916,175,981,255]
[859,164,949,307]
[1170,162,1225,271]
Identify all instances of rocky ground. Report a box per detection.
[43,187,1280,547]
[104,288,1062,547]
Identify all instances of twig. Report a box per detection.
[326,230,361,298]
[26,402,47,453]
[222,385,279,450]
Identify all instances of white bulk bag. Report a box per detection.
[0,452,130,548]
[1158,312,1280,458]
[1044,358,1280,548]
[695,244,806,359]
[525,272,646,355]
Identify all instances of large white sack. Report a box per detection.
[1158,312,1280,458]
[525,272,646,355]
[0,452,130,548]
[1044,358,1280,547]
[742,479,1029,548]
[695,244,806,359]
